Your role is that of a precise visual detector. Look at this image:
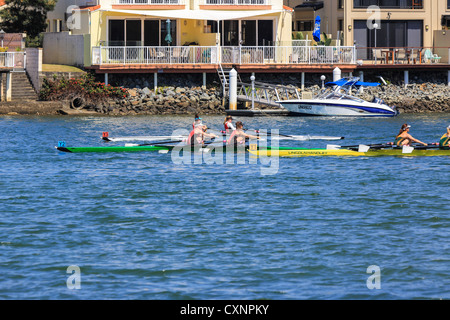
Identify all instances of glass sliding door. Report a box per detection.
[108,20,125,46]
[160,19,177,46]
[144,20,159,46]
[242,20,256,46]
[126,20,142,46]
[223,20,239,46]
[354,20,423,60]
[258,20,273,46]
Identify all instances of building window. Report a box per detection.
[354,20,423,60]
[353,0,423,9]
[108,19,177,46]
[296,21,313,31]
[338,0,344,9]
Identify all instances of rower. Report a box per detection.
[187,122,218,146]
[193,114,202,129]
[394,124,427,147]
[227,121,259,145]
[439,125,450,149]
[223,115,236,134]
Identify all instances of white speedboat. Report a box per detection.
[278,77,397,117]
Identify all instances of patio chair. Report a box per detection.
[423,49,433,63]
[372,48,383,64]
[409,49,421,64]
[432,52,442,63]
[395,48,407,64]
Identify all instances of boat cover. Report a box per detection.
[326,78,380,87]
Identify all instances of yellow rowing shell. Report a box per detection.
[249,148,450,157]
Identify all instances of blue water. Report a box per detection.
[0,113,449,300]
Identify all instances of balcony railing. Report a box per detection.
[112,0,185,4]
[0,52,26,69]
[92,45,356,65]
[200,0,270,5]
[355,47,450,65]
[353,0,423,9]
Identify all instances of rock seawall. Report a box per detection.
[84,86,225,115]
[1,71,449,115]
[358,83,450,113]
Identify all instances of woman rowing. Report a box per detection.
[223,115,236,134]
[227,121,259,145]
[187,122,218,146]
[439,125,450,149]
[394,124,427,147]
[192,114,202,129]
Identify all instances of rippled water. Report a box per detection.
[0,113,449,300]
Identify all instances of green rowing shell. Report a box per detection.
[57,145,173,153]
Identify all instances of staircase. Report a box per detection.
[6,72,38,101]
[217,64,242,98]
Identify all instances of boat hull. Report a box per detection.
[56,145,291,153]
[57,145,173,153]
[250,148,450,157]
[279,100,396,117]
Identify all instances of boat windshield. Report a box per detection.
[315,77,379,102]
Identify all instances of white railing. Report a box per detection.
[92,46,356,65]
[222,46,356,64]
[200,0,270,4]
[112,0,185,4]
[94,46,219,65]
[0,52,26,69]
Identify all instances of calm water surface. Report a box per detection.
[0,113,449,300]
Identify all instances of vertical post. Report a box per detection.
[404,70,409,88]
[447,70,450,87]
[154,72,157,92]
[202,72,206,89]
[301,72,305,91]
[250,75,255,110]
[358,71,364,94]
[0,73,4,102]
[333,67,341,81]
[229,68,237,110]
[104,73,108,86]
[6,72,12,102]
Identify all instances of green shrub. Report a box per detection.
[39,73,129,105]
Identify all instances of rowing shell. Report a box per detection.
[102,133,344,142]
[56,144,297,153]
[57,145,173,153]
[249,148,450,157]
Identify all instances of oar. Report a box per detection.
[125,140,184,147]
[244,129,344,141]
[340,143,390,149]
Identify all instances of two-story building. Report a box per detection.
[42,0,361,82]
